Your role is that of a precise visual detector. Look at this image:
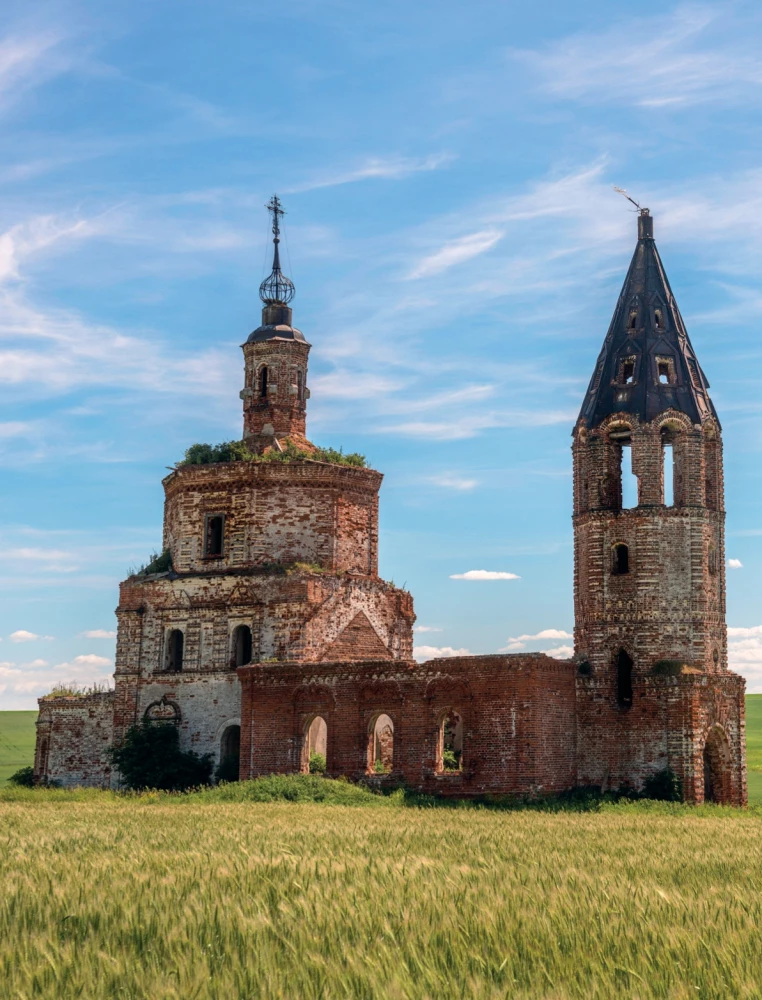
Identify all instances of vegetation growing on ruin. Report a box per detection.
[39,682,113,701]
[177,439,368,469]
[107,721,213,791]
[3,788,762,998]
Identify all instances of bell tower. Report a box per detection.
[573,208,727,691]
[241,195,311,453]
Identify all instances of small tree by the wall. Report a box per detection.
[108,721,213,791]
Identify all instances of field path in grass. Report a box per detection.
[3,796,762,998]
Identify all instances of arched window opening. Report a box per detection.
[232,624,253,669]
[302,716,327,774]
[204,514,224,557]
[367,714,394,774]
[259,366,268,398]
[439,709,463,773]
[628,310,638,330]
[703,727,732,804]
[166,629,184,673]
[217,725,241,783]
[654,308,664,328]
[616,649,633,709]
[611,543,629,576]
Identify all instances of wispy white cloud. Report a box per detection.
[80,629,116,639]
[499,628,573,652]
[450,569,520,581]
[407,228,503,280]
[0,33,70,116]
[286,153,453,193]
[728,558,743,569]
[427,473,478,491]
[414,625,442,633]
[413,644,470,661]
[517,6,762,109]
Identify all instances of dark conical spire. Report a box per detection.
[259,195,295,306]
[578,209,718,428]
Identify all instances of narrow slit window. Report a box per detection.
[205,515,224,557]
[628,310,637,330]
[654,308,664,329]
[658,362,670,384]
[232,624,253,668]
[259,366,268,397]
[296,369,304,401]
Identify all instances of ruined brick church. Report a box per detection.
[35,200,747,805]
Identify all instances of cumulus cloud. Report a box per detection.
[65,654,111,668]
[414,645,470,661]
[543,645,574,659]
[80,629,117,638]
[499,628,573,653]
[9,629,47,642]
[728,558,743,569]
[414,625,442,633]
[450,569,520,580]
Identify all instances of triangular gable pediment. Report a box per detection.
[321,612,392,662]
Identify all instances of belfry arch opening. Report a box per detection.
[367,714,394,774]
[661,425,678,506]
[616,649,633,709]
[608,426,638,510]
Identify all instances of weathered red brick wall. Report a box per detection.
[239,654,579,796]
[163,462,382,576]
[573,411,727,678]
[241,338,310,447]
[34,693,114,788]
[575,669,746,804]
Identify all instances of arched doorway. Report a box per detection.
[217,725,241,783]
[367,714,394,774]
[302,716,327,773]
[703,726,732,804]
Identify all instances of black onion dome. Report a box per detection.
[578,211,718,429]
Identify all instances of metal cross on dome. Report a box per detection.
[259,194,295,306]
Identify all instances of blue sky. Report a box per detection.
[2,0,762,708]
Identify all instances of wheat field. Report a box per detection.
[2,785,762,999]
